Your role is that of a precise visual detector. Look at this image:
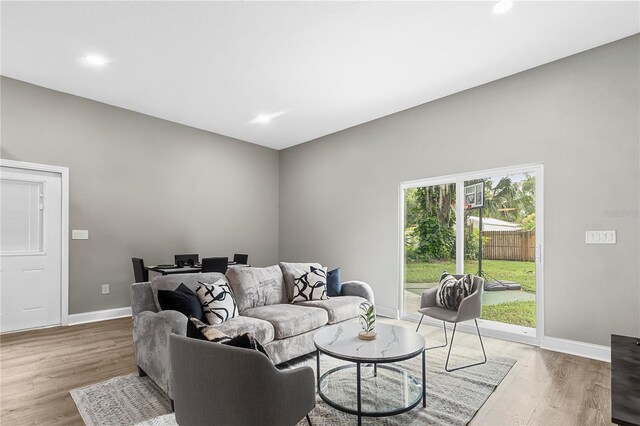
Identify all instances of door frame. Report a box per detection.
[398,162,544,346]
[1,159,70,326]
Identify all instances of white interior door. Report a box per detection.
[1,166,62,332]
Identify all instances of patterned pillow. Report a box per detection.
[187,317,231,342]
[436,272,473,311]
[187,317,270,359]
[291,266,329,303]
[195,279,238,324]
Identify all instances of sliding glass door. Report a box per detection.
[401,165,543,339]
[402,182,457,315]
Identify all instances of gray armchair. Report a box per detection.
[416,274,487,372]
[169,334,315,426]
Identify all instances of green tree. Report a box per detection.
[520,213,536,231]
[404,184,456,262]
[483,174,535,223]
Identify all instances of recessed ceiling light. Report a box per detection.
[250,110,288,125]
[493,0,513,14]
[82,54,109,67]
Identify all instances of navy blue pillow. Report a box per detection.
[158,283,206,322]
[326,268,342,297]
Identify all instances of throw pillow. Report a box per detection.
[279,262,322,301]
[187,317,270,359]
[157,283,206,322]
[292,267,329,303]
[225,333,270,359]
[326,267,342,297]
[436,272,473,311]
[150,272,227,311]
[195,279,238,325]
[187,317,231,342]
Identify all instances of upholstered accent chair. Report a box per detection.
[170,334,315,426]
[416,274,487,372]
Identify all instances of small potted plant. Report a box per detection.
[358,301,376,340]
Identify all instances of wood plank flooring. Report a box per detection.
[1,318,136,425]
[0,317,613,425]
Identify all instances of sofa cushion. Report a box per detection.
[213,315,275,345]
[226,265,287,312]
[298,296,366,324]
[242,304,328,339]
[291,267,328,303]
[279,262,322,301]
[150,272,227,311]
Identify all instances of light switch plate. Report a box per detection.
[585,230,616,244]
[72,229,89,240]
[101,284,109,294]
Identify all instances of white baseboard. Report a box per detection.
[68,307,132,325]
[375,305,399,319]
[541,336,611,363]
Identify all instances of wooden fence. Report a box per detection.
[482,230,535,262]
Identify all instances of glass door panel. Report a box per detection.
[402,183,456,315]
[463,173,537,329]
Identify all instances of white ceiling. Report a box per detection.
[2,1,639,150]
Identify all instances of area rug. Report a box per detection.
[71,348,515,426]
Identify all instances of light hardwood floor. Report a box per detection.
[0,317,613,425]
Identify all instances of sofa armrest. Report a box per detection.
[131,281,158,317]
[271,366,316,421]
[132,310,188,399]
[341,281,374,304]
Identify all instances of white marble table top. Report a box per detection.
[314,321,425,362]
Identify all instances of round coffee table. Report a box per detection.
[314,321,426,425]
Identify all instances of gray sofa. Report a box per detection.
[130,262,374,399]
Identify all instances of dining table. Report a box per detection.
[145,262,250,275]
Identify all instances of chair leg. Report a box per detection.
[444,319,487,372]
[306,414,312,425]
[417,317,449,351]
[415,314,424,332]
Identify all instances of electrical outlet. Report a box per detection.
[72,230,89,240]
[101,284,110,294]
[585,230,616,244]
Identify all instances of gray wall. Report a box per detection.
[279,35,640,346]
[1,77,280,314]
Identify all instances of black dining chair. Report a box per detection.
[132,258,149,283]
[233,253,249,265]
[201,257,228,274]
[175,254,199,267]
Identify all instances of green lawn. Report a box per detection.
[405,260,536,293]
[482,300,536,327]
[405,260,537,327]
